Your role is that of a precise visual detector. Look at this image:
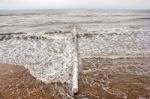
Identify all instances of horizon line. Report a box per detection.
[0,8,150,11]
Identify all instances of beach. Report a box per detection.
[0,63,66,99]
[0,9,150,98]
[1,54,150,98]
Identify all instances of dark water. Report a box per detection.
[0,9,150,33]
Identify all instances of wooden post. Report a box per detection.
[72,26,79,95]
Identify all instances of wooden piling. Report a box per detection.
[72,26,79,95]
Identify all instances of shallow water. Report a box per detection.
[0,33,74,83]
[0,10,150,98]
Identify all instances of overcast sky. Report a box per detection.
[0,0,150,10]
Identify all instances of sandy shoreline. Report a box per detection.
[0,55,150,99]
[0,63,66,99]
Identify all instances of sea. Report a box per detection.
[0,9,150,83]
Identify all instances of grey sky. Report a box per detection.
[0,0,150,10]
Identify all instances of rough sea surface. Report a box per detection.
[0,10,150,98]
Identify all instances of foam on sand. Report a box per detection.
[0,32,74,83]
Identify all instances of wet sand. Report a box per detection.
[0,56,150,99]
[0,63,65,99]
[79,56,150,99]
